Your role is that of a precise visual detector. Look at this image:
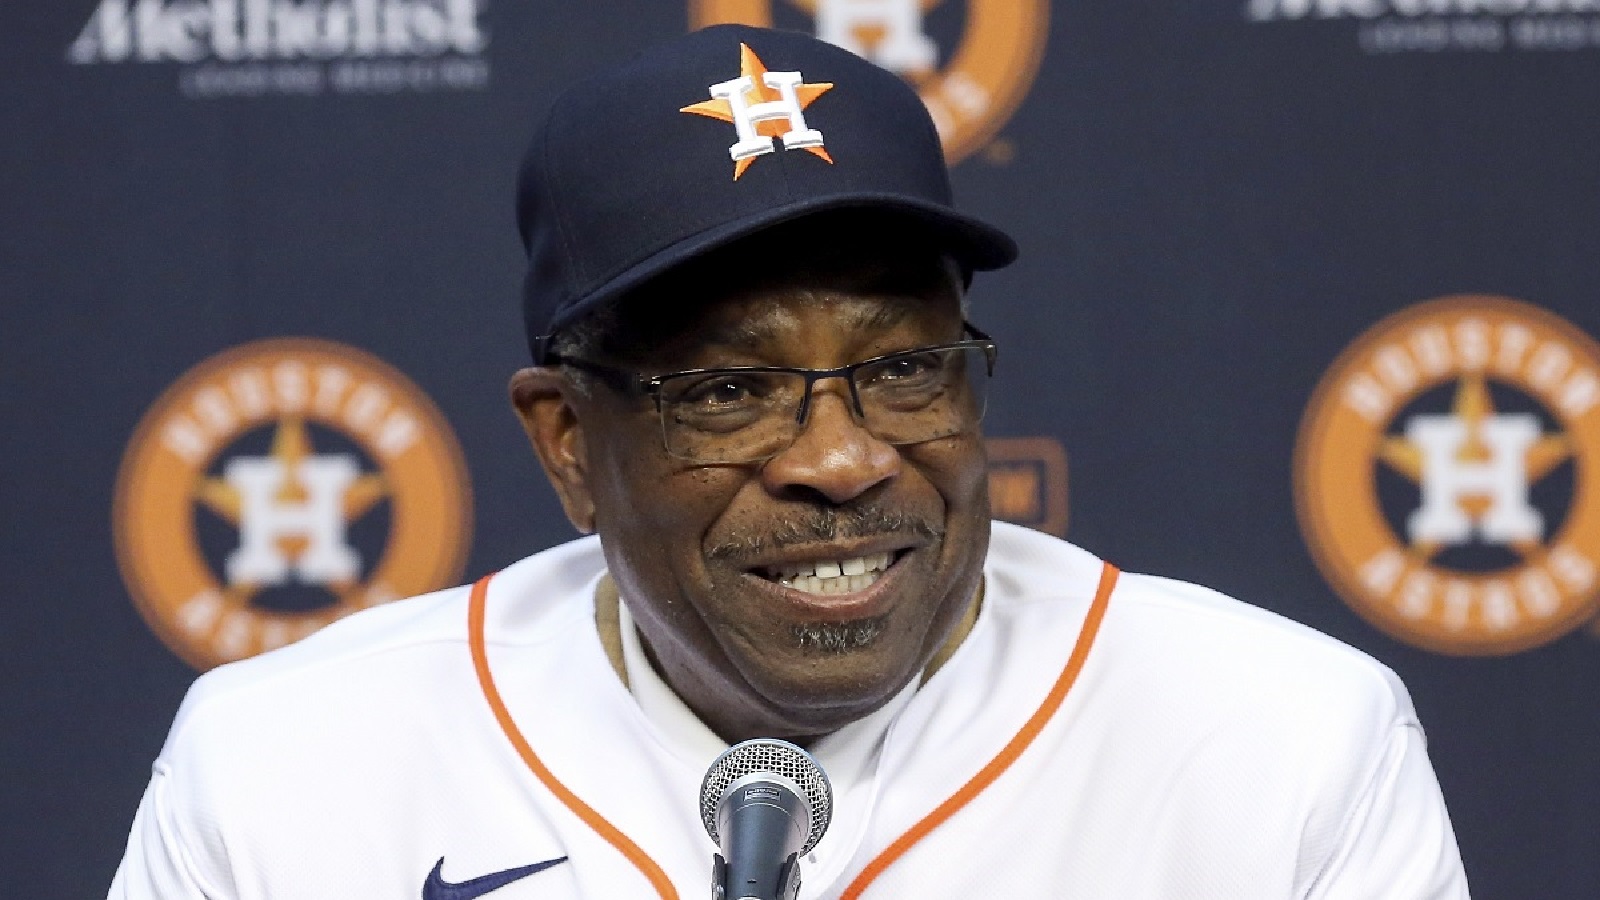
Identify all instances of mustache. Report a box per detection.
[705,504,942,562]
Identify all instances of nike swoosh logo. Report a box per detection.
[422,856,568,900]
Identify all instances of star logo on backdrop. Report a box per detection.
[114,338,471,670]
[681,43,834,179]
[1377,374,1570,559]
[1294,295,1600,656]
[195,416,388,603]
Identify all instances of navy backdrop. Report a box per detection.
[6,2,1600,896]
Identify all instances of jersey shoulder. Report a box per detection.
[159,535,607,758]
[1112,569,1413,723]
[984,521,1415,732]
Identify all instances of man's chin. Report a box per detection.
[739,648,918,729]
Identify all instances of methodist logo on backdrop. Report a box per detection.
[1296,296,1600,655]
[66,0,490,97]
[114,338,471,670]
[1248,0,1600,54]
[688,0,1048,163]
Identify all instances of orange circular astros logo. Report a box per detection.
[689,0,1047,163]
[1295,296,1600,655]
[113,338,472,671]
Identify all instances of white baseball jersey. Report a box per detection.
[109,522,1469,899]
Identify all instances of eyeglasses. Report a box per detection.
[548,322,997,465]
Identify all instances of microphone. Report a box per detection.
[700,738,833,900]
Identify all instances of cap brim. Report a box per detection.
[545,192,1017,337]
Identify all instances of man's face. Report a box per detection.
[523,240,991,745]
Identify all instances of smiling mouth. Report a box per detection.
[758,552,896,596]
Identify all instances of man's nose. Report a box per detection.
[760,381,900,503]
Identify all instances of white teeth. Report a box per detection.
[766,553,895,595]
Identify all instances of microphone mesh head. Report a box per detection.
[701,738,833,854]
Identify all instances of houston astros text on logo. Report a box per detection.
[113,338,472,670]
[689,0,1048,162]
[681,43,834,179]
[1295,296,1600,655]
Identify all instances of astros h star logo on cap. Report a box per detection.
[681,43,835,179]
[689,0,1050,164]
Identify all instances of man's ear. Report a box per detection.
[509,368,596,534]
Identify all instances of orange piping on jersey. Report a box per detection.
[468,574,680,900]
[839,561,1121,900]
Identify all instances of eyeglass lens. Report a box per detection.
[657,345,991,464]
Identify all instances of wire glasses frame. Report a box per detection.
[547,322,998,464]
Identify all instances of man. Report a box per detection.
[110,24,1469,899]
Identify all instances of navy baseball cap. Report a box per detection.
[517,24,1018,363]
